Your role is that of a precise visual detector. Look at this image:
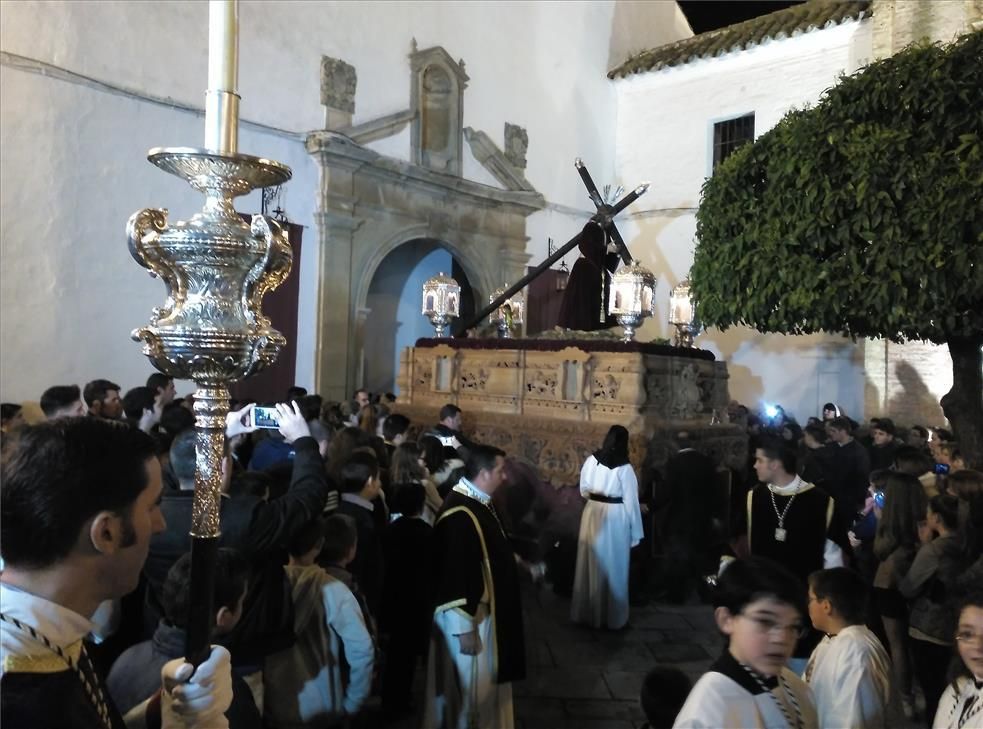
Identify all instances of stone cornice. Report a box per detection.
[463,127,535,192]
[306,130,545,216]
[338,109,416,145]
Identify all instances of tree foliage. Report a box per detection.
[692,31,983,345]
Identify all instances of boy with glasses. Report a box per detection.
[673,557,817,728]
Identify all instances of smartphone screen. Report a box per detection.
[252,406,281,429]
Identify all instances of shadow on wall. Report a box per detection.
[887,360,947,425]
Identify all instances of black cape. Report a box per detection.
[431,488,525,684]
[557,222,619,331]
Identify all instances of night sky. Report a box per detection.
[678,1,807,34]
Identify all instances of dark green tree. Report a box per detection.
[692,31,983,461]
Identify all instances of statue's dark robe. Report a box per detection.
[557,221,620,331]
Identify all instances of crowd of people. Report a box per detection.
[1,378,532,728]
[2,377,982,729]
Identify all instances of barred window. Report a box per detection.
[712,113,755,171]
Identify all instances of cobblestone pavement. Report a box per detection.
[514,585,717,729]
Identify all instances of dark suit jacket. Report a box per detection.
[381,516,433,655]
[337,497,385,621]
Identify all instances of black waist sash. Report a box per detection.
[588,493,622,504]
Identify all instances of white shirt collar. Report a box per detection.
[0,582,95,659]
[341,492,374,512]
[767,475,807,496]
[454,477,491,505]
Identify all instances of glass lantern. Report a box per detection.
[608,261,656,342]
[668,276,699,347]
[421,272,461,338]
[488,285,524,338]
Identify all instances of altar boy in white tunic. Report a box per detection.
[673,557,818,729]
[803,567,900,728]
[571,425,644,629]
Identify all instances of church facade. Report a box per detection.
[0,0,976,425]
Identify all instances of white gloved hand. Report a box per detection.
[160,645,233,729]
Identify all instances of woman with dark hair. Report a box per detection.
[419,434,465,499]
[873,471,927,719]
[390,442,442,523]
[571,425,643,629]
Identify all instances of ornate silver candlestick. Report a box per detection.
[422,272,461,337]
[488,285,524,338]
[126,0,292,666]
[669,276,699,347]
[609,261,656,342]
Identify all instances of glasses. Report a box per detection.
[741,613,808,640]
[955,631,983,645]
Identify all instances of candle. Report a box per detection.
[208,0,238,93]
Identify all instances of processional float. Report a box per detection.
[126,0,291,664]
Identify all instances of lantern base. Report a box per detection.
[673,324,696,348]
[616,312,645,342]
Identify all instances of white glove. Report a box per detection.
[160,645,233,729]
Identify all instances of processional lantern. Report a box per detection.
[488,285,524,338]
[422,272,461,338]
[609,262,656,342]
[126,0,292,665]
[669,276,699,348]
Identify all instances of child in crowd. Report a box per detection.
[107,549,260,728]
[899,493,964,727]
[264,518,375,729]
[934,589,983,729]
[673,556,818,729]
[381,483,434,718]
[639,666,692,729]
[804,567,899,728]
[336,450,385,620]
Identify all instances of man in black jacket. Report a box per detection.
[426,403,478,461]
[145,401,329,667]
[826,416,871,511]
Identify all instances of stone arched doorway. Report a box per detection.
[360,238,476,395]
[307,133,543,401]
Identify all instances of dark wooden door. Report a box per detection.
[525,268,567,335]
[230,221,302,404]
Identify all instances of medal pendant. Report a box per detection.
[774,527,787,542]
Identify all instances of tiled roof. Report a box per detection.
[608,0,871,79]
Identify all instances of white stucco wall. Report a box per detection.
[0,0,689,402]
[613,18,875,422]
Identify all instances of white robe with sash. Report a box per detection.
[570,455,643,629]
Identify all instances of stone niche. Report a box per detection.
[395,340,745,485]
[307,46,544,401]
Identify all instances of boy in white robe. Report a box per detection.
[673,556,818,729]
[803,567,900,729]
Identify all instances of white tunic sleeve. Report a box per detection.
[619,465,644,547]
[580,455,597,498]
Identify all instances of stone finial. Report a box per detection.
[504,123,529,170]
[320,56,357,114]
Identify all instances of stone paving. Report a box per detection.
[513,585,718,729]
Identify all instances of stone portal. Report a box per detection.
[307,45,543,401]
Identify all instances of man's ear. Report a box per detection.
[821,598,834,617]
[88,512,124,555]
[714,606,736,636]
[215,605,236,632]
[89,401,102,416]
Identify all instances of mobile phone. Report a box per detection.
[250,405,281,429]
[934,463,950,475]
[873,490,885,509]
